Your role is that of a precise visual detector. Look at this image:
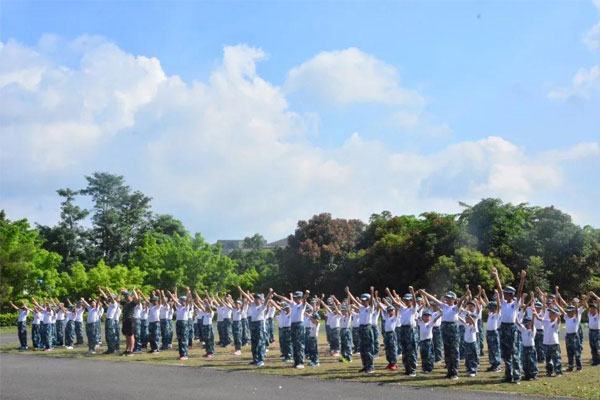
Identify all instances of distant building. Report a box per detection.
[215,238,288,255]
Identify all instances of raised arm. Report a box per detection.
[491,267,503,301]
[345,287,360,307]
[9,301,19,311]
[420,289,443,306]
[516,270,527,301]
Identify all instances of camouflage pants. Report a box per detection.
[578,324,584,353]
[232,320,242,351]
[535,330,545,363]
[75,321,84,345]
[325,324,331,344]
[52,324,57,347]
[187,319,193,347]
[222,318,232,346]
[340,327,352,361]
[166,319,173,346]
[371,325,380,357]
[359,324,374,369]
[383,330,397,365]
[352,327,360,354]
[395,326,403,356]
[85,322,96,351]
[55,320,64,346]
[400,325,417,374]
[149,321,161,351]
[250,321,265,363]
[486,330,501,369]
[32,324,41,349]
[160,319,169,350]
[420,339,434,372]
[65,320,74,347]
[464,341,479,374]
[441,322,459,377]
[566,332,582,370]
[105,319,116,351]
[95,320,102,345]
[242,318,250,346]
[140,319,149,349]
[522,346,538,379]
[500,323,521,381]
[17,321,27,349]
[459,325,465,360]
[307,336,319,363]
[544,343,562,375]
[202,324,214,355]
[477,319,484,355]
[134,318,142,350]
[279,327,292,360]
[432,326,443,362]
[113,319,120,350]
[42,323,53,349]
[266,318,275,343]
[589,329,600,365]
[329,327,341,352]
[175,320,188,357]
[194,320,200,340]
[291,322,305,366]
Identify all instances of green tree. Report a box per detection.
[230,235,279,292]
[427,247,514,295]
[243,233,267,251]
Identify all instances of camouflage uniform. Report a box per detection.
[134,318,142,351]
[340,327,352,361]
[432,326,443,362]
[64,320,74,347]
[589,328,600,365]
[522,346,538,380]
[500,323,521,381]
[420,338,434,373]
[85,322,96,351]
[148,321,161,351]
[223,318,233,346]
[441,321,459,377]
[371,325,380,357]
[241,317,250,346]
[544,344,562,375]
[329,327,341,353]
[477,318,484,356]
[464,341,479,375]
[578,324,584,354]
[459,324,466,360]
[383,330,398,366]
[534,329,545,363]
[486,330,501,370]
[187,319,193,347]
[42,323,53,349]
[566,332,582,370]
[232,320,242,351]
[266,317,274,344]
[359,324,374,370]
[160,319,169,350]
[175,320,188,357]
[352,326,361,354]
[95,320,102,346]
[140,319,149,349]
[250,320,266,364]
[32,324,41,349]
[307,335,319,364]
[279,326,292,361]
[202,324,215,355]
[75,321,84,345]
[291,322,305,366]
[395,325,402,356]
[105,318,116,352]
[17,321,27,349]
[400,325,417,374]
[55,320,65,346]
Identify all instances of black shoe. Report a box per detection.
[120,351,130,356]
[102,350,114,354]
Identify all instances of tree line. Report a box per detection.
[1,172,599,313]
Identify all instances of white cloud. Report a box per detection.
[1,37,598,240]
[548,65,600,101]
[583,0,600,51]
[284,47,424,107]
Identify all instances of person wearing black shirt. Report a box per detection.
[118,289,139,356]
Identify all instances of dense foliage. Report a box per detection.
[1,172,599,312]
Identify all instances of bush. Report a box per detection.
[0,312,18,327]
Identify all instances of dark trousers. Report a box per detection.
[55,320,64,346]
[441,322,459,377]
[17,321,27,349]
[175,320,188,357]
[291,322,305,366]
[149,321,161,351]
[75,321,84,344]
[500,323,521,381]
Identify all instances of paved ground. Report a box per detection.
[0,353,557,400]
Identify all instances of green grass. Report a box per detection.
[1,331,598,399]
[0,326,17,335]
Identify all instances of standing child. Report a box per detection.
[379,301,398,371]
[147,292,163,353]
[64,305,76,349]
[168,287,192,360]
[139,300,149,351]
[96,302,104,347]
[307,313,320,367]
[583,292,600,366]
[351,305,361,355]
[197,292,215,359]
[54,301,65,347]
[9,301,30,350]
[371,298,381,359]
[346,286,375,374]
[517,313,538,381]
[431,303,443,363]
[339,304,353,363]
[81,297,100,354]
[239,288,274,367]
[540,305,563,377]
[321,297,341,357]
[532,291,546,364]
[73,301,85,345]
[159,292,170,350]
[564,304,583,372]
[273,290,309,368]
[231,299,245,355]
[393,287,419,376]
[484,299,502,372]
[31,305,42,350]
[417,308,441,374]
[275,302,292,362]
[461,312,479,377]
[99,288,118,354]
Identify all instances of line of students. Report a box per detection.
[10,275,600,382]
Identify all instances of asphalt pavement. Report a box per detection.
[0,353,559,400]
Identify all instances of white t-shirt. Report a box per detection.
[565,312,582,334]
[202,309,214,326]
[589,311,599,330]
[500,298,520,324]
[33,311,42,324]
[140,308,149,320]
[56,310,65,321]
[252,304,267,321]
[241,304,249,319]
[533,311,544,330]
[86,307,99,323]
[67,311,76,321]
[518,325,536,347]
[543,318,560,345]
[159,305,169,319]
[370,308,380,325]
[309,322,320,337]
[487,313,500,331]
[399,306,417,327]
[113,306,121,321]
[42,310,54,324]
[328,313,341,328]
[176,305,189,321]
[418,319,434,341]
[340,314,352,329]
[433,312,442,327]
[441,303,459,322]
[232,308,242,322]
[217,306,227,322]
[133,305,142,319]
[278,312,292,328]
[148,305,162,322]
[464,323,478,343]
[106,303,118,320]
[358,305,374,325]
[18,309,29,322]
[351,311,360,328]
[166,306,174,319]
[267,306,276,319]
[304,315,312,328]
[383,313,398,332]
[75,307,84,322]
[288,301,306,323]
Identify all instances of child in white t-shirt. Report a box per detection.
[418,309,441,373]
[460,312,479,377]
[307,313,320,367]
[540,306,563,377]
[517,315,538,380]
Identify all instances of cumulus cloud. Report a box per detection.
[582,0,600,51]
[1,37,598,240]
[548,65,600,101]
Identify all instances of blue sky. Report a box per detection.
[1,0,599,241]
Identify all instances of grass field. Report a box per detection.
[1,327,598,399]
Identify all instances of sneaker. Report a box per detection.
[88,350,96,355]
[566,366,574,372]
[576,368,582,372]
[449,375,459,380]
[232,350,241,355]
[467,373,476,377]
[408,372,417,377]
[249,361,256,365]
[132,349,141,354]
[512,379,521,385]
[390,364,398,371]
[256,361,265,367]
[102,350,114,354]
[179,356,188,360]
[422,370,431,374]
[339,358,348,363]
[295,364,305,369]
[365,367,375,374]
[308,361,320,367]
